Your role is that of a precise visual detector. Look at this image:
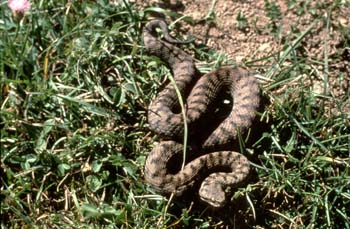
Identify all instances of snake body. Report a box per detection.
[143,20,259,208]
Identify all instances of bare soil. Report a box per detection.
[135,0,349,113]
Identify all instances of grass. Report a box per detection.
[1,0,349,228]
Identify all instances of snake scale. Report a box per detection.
[143,20,259,208]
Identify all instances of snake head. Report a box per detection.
[199,182,226,208]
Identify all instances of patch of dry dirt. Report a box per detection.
[134,0,349,114]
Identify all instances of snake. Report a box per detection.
[143,20,259,208]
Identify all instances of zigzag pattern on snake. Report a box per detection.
[143,20,259,208]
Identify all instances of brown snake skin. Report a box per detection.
[143,20,259,208]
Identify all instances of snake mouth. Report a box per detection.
[199,196,226,208]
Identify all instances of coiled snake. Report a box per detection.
[143,20,259,208]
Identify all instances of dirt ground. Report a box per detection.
[135,0,349,114]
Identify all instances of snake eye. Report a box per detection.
[223,99,231,105]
